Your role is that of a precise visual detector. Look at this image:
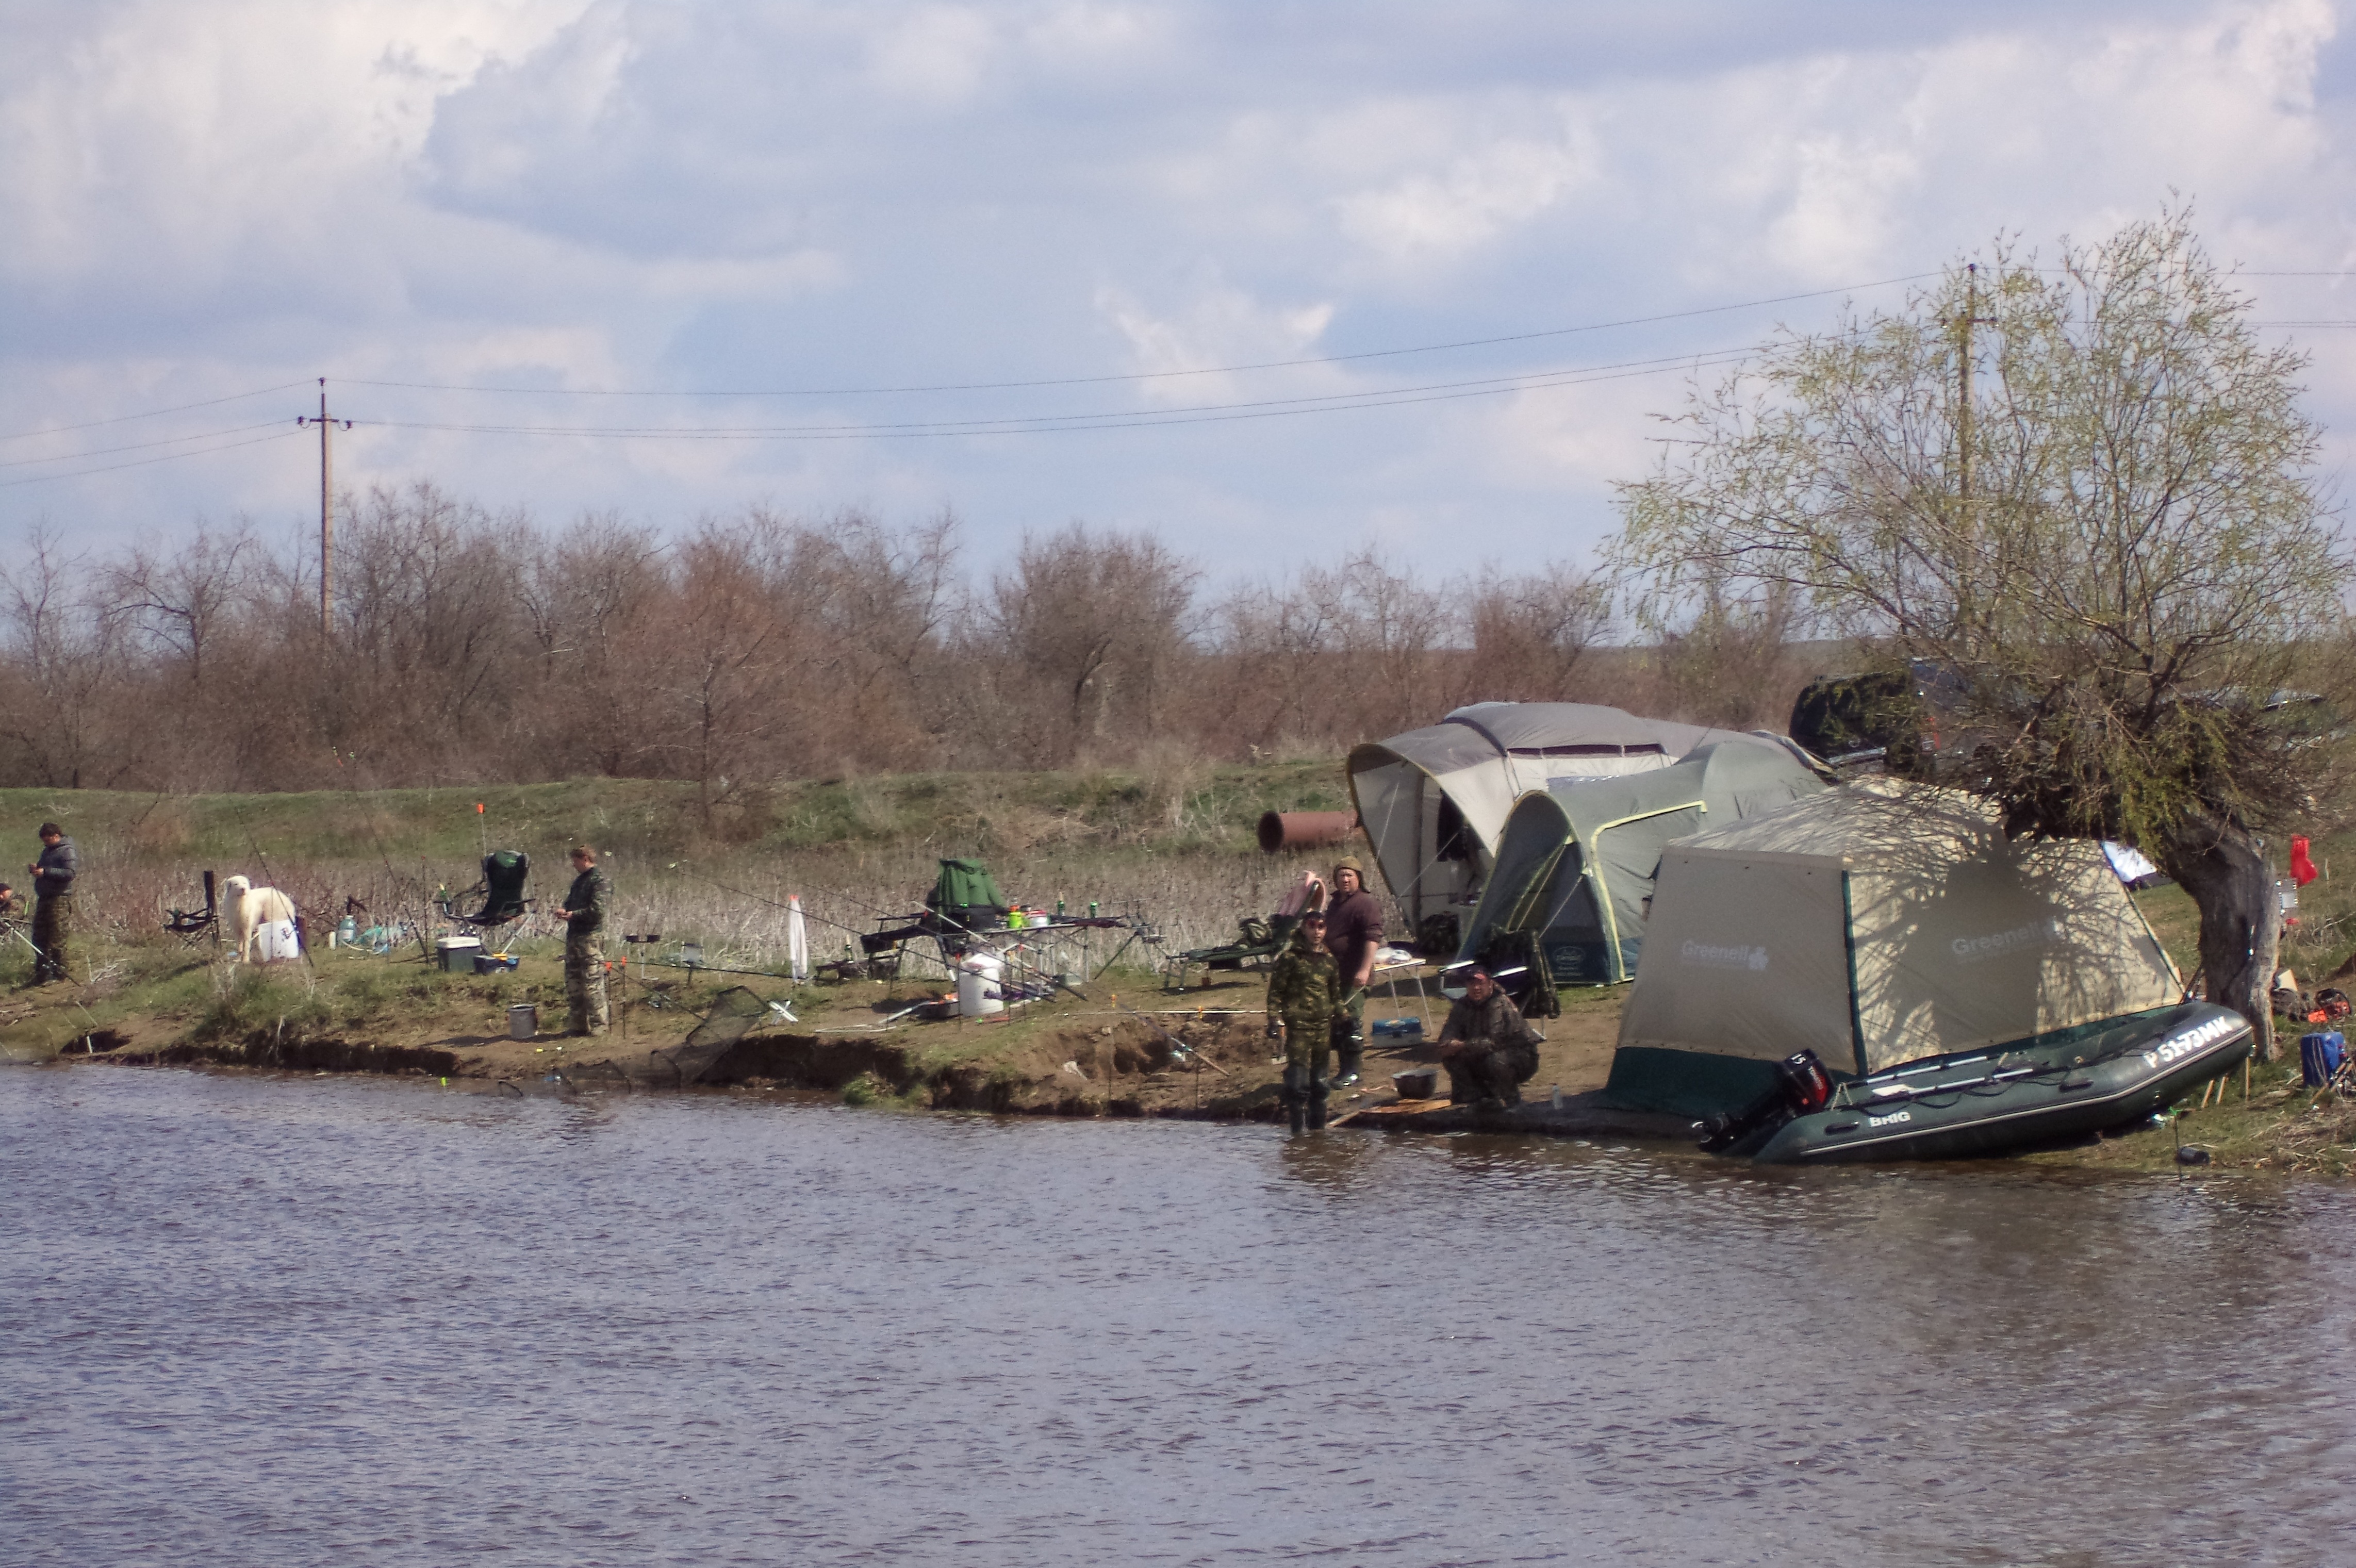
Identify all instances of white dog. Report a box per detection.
[221,874,299,962]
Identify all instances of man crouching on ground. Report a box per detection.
[553,845,611,1037]
[1437,966,1542,1110]
[1266,910,1348,1132]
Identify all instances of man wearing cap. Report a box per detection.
[1321,855,1384,1087]
[1265,909,1348,1132]
[1436,966,1543,1110]
[553,845,611,1037]
[27,822,76,985]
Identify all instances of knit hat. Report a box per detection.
[1332,854,1364,878]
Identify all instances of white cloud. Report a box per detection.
[1094,280,1336,404]
[1332,110,1600,265]
[2,0,2352,580]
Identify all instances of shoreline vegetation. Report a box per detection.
[6,770,2354,1177]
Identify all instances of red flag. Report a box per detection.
[2292,835,2319,887]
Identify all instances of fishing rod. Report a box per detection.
[1098,985,1235,1079]
[668,863,876,942]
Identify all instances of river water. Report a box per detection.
[4,1065,2350,1566]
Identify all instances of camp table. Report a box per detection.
[1370,951,1434,1031]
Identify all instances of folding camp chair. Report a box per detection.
[1163,913,1299,991]
[439,850,534,937]
[860,858,1013,969]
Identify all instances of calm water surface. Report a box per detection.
[4,1065,2351,1566]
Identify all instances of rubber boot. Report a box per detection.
[1282,1064,1308,1134]
[1333,1037,1364,1089]
[1307,1076,1331,1130]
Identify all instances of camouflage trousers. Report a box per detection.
[1441,1039,1539,1105]
[565,927,609,1036]
[32,894,71,985]
[1279,1014,1332,1081]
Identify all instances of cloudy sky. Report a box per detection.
[5,0,2355,579]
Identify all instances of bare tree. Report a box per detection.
[1464,561,1611,702]
[1612,211,2352,1058]
[983,524,1199,765]
[0,530,132,788]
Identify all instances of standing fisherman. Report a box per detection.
[553,845,611,1037]
[27,822,76,986]
[1321,855,1385,1087]
[1265,909,1348,1132]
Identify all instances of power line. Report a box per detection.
[365,348,1761,444]
[0,419,293,471]
[0,381,312,445]
[368,344,1752,437]
[0,427,304,489]
[339,273,1934,399]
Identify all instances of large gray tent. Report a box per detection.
[1347,702,1793,936]
[1455,742,1828,986]
[1607,782,2184,1115]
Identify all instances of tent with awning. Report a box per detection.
[1606,782,2184,1115]
[1346,702,1798,938]
[1454,742,1827,987]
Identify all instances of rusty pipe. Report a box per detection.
[1258,811,1360,854]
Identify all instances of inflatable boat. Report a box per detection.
[1717,1002,2252,1164]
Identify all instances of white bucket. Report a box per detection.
[956,951,1006,1017]
[255,919,301,963]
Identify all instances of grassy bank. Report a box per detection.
[2,762,1350,981]
[10,767,2356,1176]
[0,762,1360,1114]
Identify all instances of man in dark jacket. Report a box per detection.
[1321,855,1384,1088]
[553,845,612,1036]
[27,822,76,985]
[1437,967,1543,1109]
[1265,911,1348,1131]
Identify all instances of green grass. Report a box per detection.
[1,760,1349,871]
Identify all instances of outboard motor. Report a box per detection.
[1776,1050,1833,1115]
[1698,1049,1835,1154]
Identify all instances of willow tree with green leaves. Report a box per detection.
[1611,213,2351,1059]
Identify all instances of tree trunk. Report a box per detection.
[2155,816,2279,1062]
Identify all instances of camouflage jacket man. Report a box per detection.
[562,865,610,934]
[1437,987,1542,1057]
[1265,925,1346,1033]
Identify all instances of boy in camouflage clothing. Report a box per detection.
[1265,910,1348,1131]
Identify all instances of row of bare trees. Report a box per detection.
[0,484,1804,800]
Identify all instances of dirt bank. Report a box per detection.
[11,938,1628,1125]
[14,939,2345,1174]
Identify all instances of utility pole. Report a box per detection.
[1954,263,1996,508]
[296,379,351,635]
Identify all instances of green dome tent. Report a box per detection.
[1454,741,1828,988]
[1605,782,2184,1117]
[1347,702,1795,942]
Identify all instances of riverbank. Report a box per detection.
[4,769,2352,1175]
[12,931,2348,1174]
[2,931,1630,1124]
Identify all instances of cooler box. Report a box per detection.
[436,935,482,974]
